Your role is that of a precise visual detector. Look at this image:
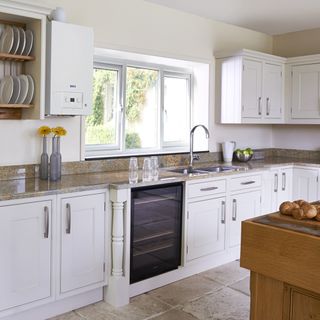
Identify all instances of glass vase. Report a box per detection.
[50,136,61,181]
[39,136,49,180]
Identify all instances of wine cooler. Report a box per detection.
[130,183,183,284]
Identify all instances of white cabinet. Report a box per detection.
[217,49,285,124]
[0,198,52,311]
[229,190,261,248]
[186,196,226,261]
[292,167,319,202]
[60,193,105,294]
[291,64,320,119]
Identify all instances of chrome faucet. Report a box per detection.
[189,125,210,169]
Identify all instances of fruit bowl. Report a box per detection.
[234,148,253,162]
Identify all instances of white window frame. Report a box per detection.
[85,57,193,159]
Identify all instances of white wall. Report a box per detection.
[2,0,274,165]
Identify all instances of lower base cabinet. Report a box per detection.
[186,196,226,261]
[0,199,52,312]
[229,190,261,248]
[60,193,106,294]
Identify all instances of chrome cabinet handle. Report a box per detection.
[266,97,270,116]
[241,181,256,185]
[66,203,71,234]
[274,173,278,192]
[221,201,226,224]
[200,187,218,192]
[44,206,49,239]
[282,172,286,191]
[232,199,237,221]
[258,97,262,115]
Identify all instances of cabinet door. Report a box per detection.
[187,197,226,261]
[229,190,261,248]
[292,168,319,202]
[278,168,293,204]
[60,193,105,293]
[291,64,320,119]
[242,59,263,119]
[263,63,283,119]
[0,201,51,311]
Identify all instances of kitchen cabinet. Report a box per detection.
[0,198,52,312]
[229,190,261,248]
[60,193,105,294]
[186,196,226,261]
[292,167,319,202]
[216,49,285,124]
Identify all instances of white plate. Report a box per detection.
[25,75,34,104]
[10,76,20,104]
[0,26,14,53]
[16,28,26,55]
[17,74,28,104]
[10,26,20,55]
[23,30,33,56]
[0,76,13,103]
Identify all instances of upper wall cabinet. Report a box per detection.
[0,1,50,120]
[285,55,320,124]
[216,49,286,124]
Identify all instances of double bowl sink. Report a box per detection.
[168,165,242,176]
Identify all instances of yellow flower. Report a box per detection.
[52,126,67,137]
[37,126,51,136]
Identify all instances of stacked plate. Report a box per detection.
[0,25,34,56]
[0,74,34,104]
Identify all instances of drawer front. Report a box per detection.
[230,174,262,191]
[188,179,226,198]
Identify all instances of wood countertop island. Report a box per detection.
[240,212,320,320]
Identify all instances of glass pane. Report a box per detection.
[85,68,119,146]
[125,67,159,150]
[163,76,189,144]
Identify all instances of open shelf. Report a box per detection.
[0,52,35,62]
[0,104,33,108]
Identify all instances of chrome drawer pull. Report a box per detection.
[258,97,262,115]
[66,203,71,234]
[274,173,278,192]
[241,181,256,185]
[44,206,49,239]
[221,201,226,224]
[282,172,286,191]
[232,199,237,221]
[200,187,218,192]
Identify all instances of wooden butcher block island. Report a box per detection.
[240,212,320,320]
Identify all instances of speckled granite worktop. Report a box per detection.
[1,156,320,201]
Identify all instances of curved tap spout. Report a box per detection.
[189,125,210,169]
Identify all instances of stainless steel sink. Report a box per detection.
[168,165,241,175]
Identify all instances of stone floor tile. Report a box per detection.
[50,311,85,320]
[76,294,171,320]
[147,275,223,307]
[200,260,249,285]
[229,276,250,296]
[148,308,198,320]
[182,287,250,320]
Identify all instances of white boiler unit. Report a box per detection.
[45,21,94,116]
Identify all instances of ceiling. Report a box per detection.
[145,0,320,35]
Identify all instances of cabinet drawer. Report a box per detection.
[230,174,262,191]
[188,179,226,198]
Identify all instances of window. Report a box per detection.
[85,60,192,158]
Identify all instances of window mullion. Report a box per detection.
[159,69,164,150]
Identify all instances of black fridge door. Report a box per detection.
[130,183,183,284]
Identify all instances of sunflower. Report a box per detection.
[52,126,67,137]
[37,126,51,136]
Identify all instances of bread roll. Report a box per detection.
[293,200,308,207]
[291,207,305,220]
[315,211,320,222]
[279,202,299,216]
[301,203,317,219]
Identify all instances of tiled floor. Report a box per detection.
[50,261,250,320]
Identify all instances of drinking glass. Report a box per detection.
[129,157,138,184]
[151,156,159,181]
[142,157,152,182]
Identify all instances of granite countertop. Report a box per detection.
[1,157,320,201]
